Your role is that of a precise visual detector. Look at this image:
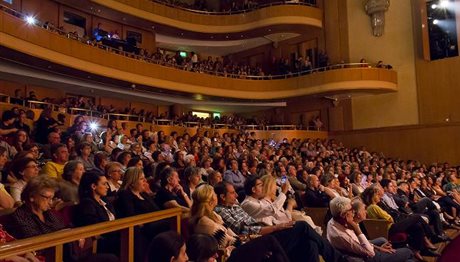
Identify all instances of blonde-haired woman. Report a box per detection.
[260,175,322,235]
[190,184,289,262]
[115,167,168,238]
[190,184,237,249]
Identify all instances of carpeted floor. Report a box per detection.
[428,228,460,262]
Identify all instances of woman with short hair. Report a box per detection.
[75,142,95,171]
[10,176,65,239]
[9,157,40,204]
[58,160,84,203]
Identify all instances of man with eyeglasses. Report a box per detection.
[327,196,415,262]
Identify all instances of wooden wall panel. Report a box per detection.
[21,0,59,25]
[332,123,460,165]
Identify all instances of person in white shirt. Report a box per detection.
[327,196,414,262]
[241,175,293,226]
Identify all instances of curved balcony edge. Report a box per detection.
[90,0,323,33]
[0,13,398,100]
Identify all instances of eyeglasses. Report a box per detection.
[25,164,39,169]
[39,193,54,202]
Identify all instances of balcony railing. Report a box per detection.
[151,0,317,15]
[0,208,182,262]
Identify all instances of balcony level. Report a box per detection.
[55,0,323,37]
[0,10,398,100]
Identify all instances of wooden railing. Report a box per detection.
[92,0,322,33]
[0,7,398,100]
[151,0,317,15]
[0,208,182,262]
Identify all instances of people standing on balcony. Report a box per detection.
[34,108,59,144]
[14,110,31,136]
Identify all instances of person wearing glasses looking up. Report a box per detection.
[9,157,40,205]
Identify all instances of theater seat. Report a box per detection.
[362,219,407,246]
[362,219,390,239]
[303,207,329,230]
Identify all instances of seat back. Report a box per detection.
[362,219,390,240]
[303,207,329,229]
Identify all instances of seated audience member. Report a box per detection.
[261,174,322,234]
[58,160,84,203]
[223,159,246,191]
[40,143,69,179]
[91,151,109,175]
[64,136,78,160]
[397,178,446,238]
[286,163,307,191]
[75,171,119,255]
[9,157,40,204]
[190,185,290,262]
[127,157,144,170]
[0,181,14,210]
[66,115,85,137]
[146,231,188,262]
[155,167,192,210]
[303,174,330,207]
[327,196,414,262]
[214,182,346,262]
[115,167,169,238]
[361,185,440,258]
[421,176,460,225]
[23,143,40,160]
[81,133,98,153]
[105,161,124,197]
[0,110,18,139]
[350,171,365,196]
[0,223,41,261]
[182,166,202,198]
[74,142,95,171]
[241,175,295,226]
[321,173,348,199]
[116,151,131,171]
[41,131,61,160]
[34,108,59,144]
[15,110,31,136]
[11,130,30,153]
[186,234,219,262]
[9,176,65,239]
[207,170,223,187]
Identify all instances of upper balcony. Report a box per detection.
[57,0,323,37]
[0,9,397,101]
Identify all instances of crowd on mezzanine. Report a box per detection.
[11,90,282,129]
[1,4,395,82]
[154,0,318,13]
[0,100,459,261]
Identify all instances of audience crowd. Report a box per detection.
[0,103,459,261]
[1,5,396,81]
[11,91,325,129]
[155,0,317,13]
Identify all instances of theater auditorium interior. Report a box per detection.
[0,0,460,261]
